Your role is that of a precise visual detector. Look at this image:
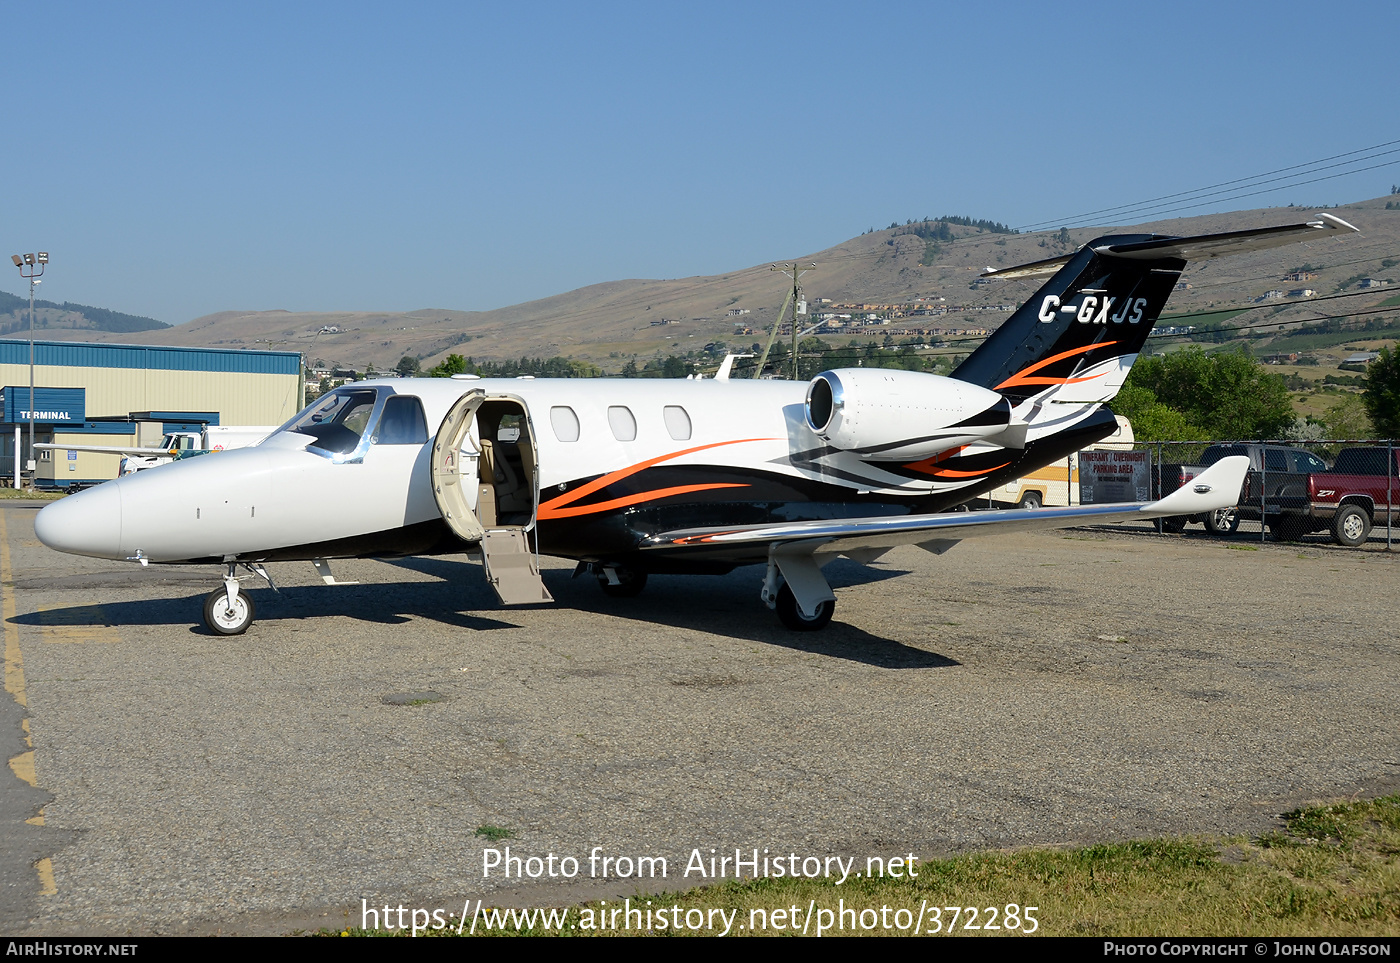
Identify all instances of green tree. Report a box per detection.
[396,355,420,377]
[1326,393,1374,440]
[428,353,469,377]
[1119,346,1294,440]
[1363,347,1400,438]
[1108,384,1202,441]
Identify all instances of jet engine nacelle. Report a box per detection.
[804,368,1014,460]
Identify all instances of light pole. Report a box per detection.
[10,252,47,488]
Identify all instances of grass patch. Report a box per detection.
[1225,545,1260,551]
[0,488,64,500]
[338,797,1400,937]
[474,825,513,843]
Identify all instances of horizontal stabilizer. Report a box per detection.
[982,214,1359,280]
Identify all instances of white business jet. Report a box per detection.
[34,215,1357,635]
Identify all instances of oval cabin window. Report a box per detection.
[663,405,691,441]
[607,406,637,442]
[550,406,580,442]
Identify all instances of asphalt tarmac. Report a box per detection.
[2,500,1397,935]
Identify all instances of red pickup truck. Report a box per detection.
[1287,447,1400,545]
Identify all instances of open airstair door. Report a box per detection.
[431,388,553,605]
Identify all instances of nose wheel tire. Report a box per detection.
[775,583,834,632]
[203,589,255,635]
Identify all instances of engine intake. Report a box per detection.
[805,368,1013,460]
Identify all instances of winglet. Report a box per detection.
[1138,456,1248,518]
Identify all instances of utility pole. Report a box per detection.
[10,252,48,488]
[754,262,815,379]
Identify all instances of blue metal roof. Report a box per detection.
[0,339,301,375]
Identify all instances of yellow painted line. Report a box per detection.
[9,749,35,786]
[0,508,55,895]
[35,858,56,895]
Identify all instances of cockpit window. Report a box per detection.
[371,396,428,446]
[283,389,379,455]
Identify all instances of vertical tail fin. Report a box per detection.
[953,216,1358,406]
[952,236,1183,406]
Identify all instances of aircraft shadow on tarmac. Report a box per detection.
[388,555,960,669]
[10,556,958,669]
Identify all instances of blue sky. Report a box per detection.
[2,1,1396,324]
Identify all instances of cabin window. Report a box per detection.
[371,396,429,445]
[607,406,637,442]
[550,406,580,442]
[663,405,691,441]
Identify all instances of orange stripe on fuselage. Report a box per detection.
[925,463,1011,478]
[539,483,749,520]
[995,341,1118,391]
[536,437,777,520]
[902,445,1010,479]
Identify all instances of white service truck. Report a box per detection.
[119,425,278,474]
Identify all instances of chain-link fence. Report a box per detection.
[1100,439,1398,549]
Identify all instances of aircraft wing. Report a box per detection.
[647,456,1248,558]
[34,443,173,458]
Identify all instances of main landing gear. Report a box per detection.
[580,563,649,598]
[202,560,274,635]
[774,583,834,631]
[762,549,837,632]
[596,564,648,598]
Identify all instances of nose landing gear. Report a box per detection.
[201,560,273,635]
[203,588,255,635]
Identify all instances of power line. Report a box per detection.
[1016,138,1400,231]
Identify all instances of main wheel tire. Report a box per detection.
[1159,516,1187,534]
[203,588,255,635]
[1205,507,1240,536]
[775,583,834,632]
[1018,491,1043,511]
[1332,505,1372,547]
[598,567,647,598]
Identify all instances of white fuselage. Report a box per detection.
[33,373,1088,566]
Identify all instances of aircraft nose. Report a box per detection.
[34,482,123,560]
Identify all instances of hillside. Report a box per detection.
[29,196,1400,373]
[0,289,169,336]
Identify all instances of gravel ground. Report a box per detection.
[2,502,1397,935]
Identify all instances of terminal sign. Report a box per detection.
[0,387,85,426]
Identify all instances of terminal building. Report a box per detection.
[0,339,303,489]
